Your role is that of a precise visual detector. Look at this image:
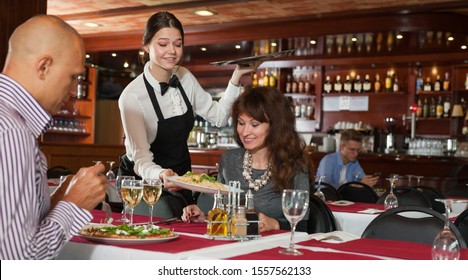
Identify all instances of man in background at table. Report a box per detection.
[0,15,107,259]
[316,129,378,189]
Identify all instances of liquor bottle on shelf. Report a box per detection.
[269,69,277,87]
[374,73,382,93]
[443,72,450,91]
[416,68,423,93]
[258,69,264,87]
[423,77,432,92]
[465,73,468,90]
[323,75,332,93]
[354,75,363,93]
[385,71,393,92]
[363,74,371,92]
[333,75,343,93]
[416,98,423,117]
[285,74,292,93]
[252,72,258,87]
[263,69,270,86]
[291,74,298,93]
[393,75,399,92]
[298,75,305,93]
[304,74,310,94]
[423,97,429,118]
[429,97,436,117]
[207,191,228,237]
[344,75,352,93]
[443,95,451,118]
[433,75,441,92]
[436,96,443,118]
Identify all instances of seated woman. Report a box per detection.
[181,86,314,232]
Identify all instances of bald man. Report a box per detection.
[0,15,107,259]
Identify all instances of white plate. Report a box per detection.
[210,49,294,66]
[357,208,385,214]
[166,176,243,195]
[330,200,355,206]
[77,224,179,245]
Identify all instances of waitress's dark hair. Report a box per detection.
[139,11,184,64]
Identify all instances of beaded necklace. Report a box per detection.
[242,150,272,191]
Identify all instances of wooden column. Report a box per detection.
[0,0,47,69]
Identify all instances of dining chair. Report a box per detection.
[307,191,337,234]
[337,181,379,203]
[46,165,72,178]
[362,206,467,248]
[133,189,188,219]
[454,208,468,245]
[377,186,432,208]
[411,186,446,213]
[315,181,342,201]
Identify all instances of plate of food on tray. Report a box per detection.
[167,172,243,195]
[77,223,179,245]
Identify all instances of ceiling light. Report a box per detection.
[194,10,216,17]
[123,61,129,68]
[396,34,403,39]
[461,45,467,50]
[448,36,454,41]
[200,47,207,52]
[351,37,357,42]
[235,45,241,49]
[310,40,317,45]
[111,53,117,57]
[85,54,90,59]
[82,22,102,28]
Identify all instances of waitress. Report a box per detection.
[118,11,257,205]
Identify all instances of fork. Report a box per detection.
[101,200,113,224]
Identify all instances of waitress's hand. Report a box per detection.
[258,213,280,233]
[181,204,206,223]
[160,169,182,191]
[230,61,262,86]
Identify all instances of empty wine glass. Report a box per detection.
[279,189,309,256]
[415,176,424,186]
[406,174,415,187]
[384,174,398,210]
[314,175,326,201]
[115,175,134,223]
[106,161,116,180]
[120,179,144,225]
[143,179,163,225]
[432,199,463,260]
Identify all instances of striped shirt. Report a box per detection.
[0,74,92,259]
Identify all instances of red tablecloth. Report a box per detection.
[326,202,385,213]
[297,238,468,260]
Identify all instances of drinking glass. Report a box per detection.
[415,176,424,186]
[432,199,463,260]
[279,189,310,256]
[314,175,326,201]
[143,179,163,225]
[106,161,116,180]
[121,179,144,225]
[384,174,398,210]
[115,175,135,223]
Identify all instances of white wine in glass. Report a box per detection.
[279,189,309,256]
[115,175,134,223]
[143,179,163,225]
[121,179,144,225]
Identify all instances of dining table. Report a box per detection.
[57,209,468,260]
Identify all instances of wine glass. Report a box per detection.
[106,161,116,180]
[120,179,144,225]
[314,175,326,201]
[279,189,310,256]
[432,199,464,260]
[143,179,163,225]
[415,176,424,186]
[115,175,134,223]
[384,174,398,210]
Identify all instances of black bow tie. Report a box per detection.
[159,75,179,95]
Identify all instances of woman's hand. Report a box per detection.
[159,169,182,191]
[230,61,262,86]
[181,204,206,223]
[258,212,280,233]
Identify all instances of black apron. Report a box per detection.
[119,73,195,204]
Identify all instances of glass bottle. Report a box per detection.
[443,72,450,91]
[304,74,310,94]
[363,74,371,92]
[374,73,382,93]
[285,74,292,93]
[354,75,363,93]
[416,68,424,93]
[430,97,436,117]
[434,75,441,92]
[465,73,468,90]
[416,98,423,117]
[207,191,228,236]
[436,96,443,118]
[392,75,399,92]
[245,190,259,236]
[252,72,258,87]
[323,75,332,93]
[423,97,429,118]
[344,74,352,93]
[263,69,270,86]
[333,75,343,93]
[385,70,393,92]
[298,75,305,93]
[291,74,298,93]
[443,95,451,118]
[424,77,432,92]
[269,69,277,87]
[231,206,247,238]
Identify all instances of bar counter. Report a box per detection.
[39,143,467,195]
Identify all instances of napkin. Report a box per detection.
[310,231,359,243]
[357,208,385,214]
